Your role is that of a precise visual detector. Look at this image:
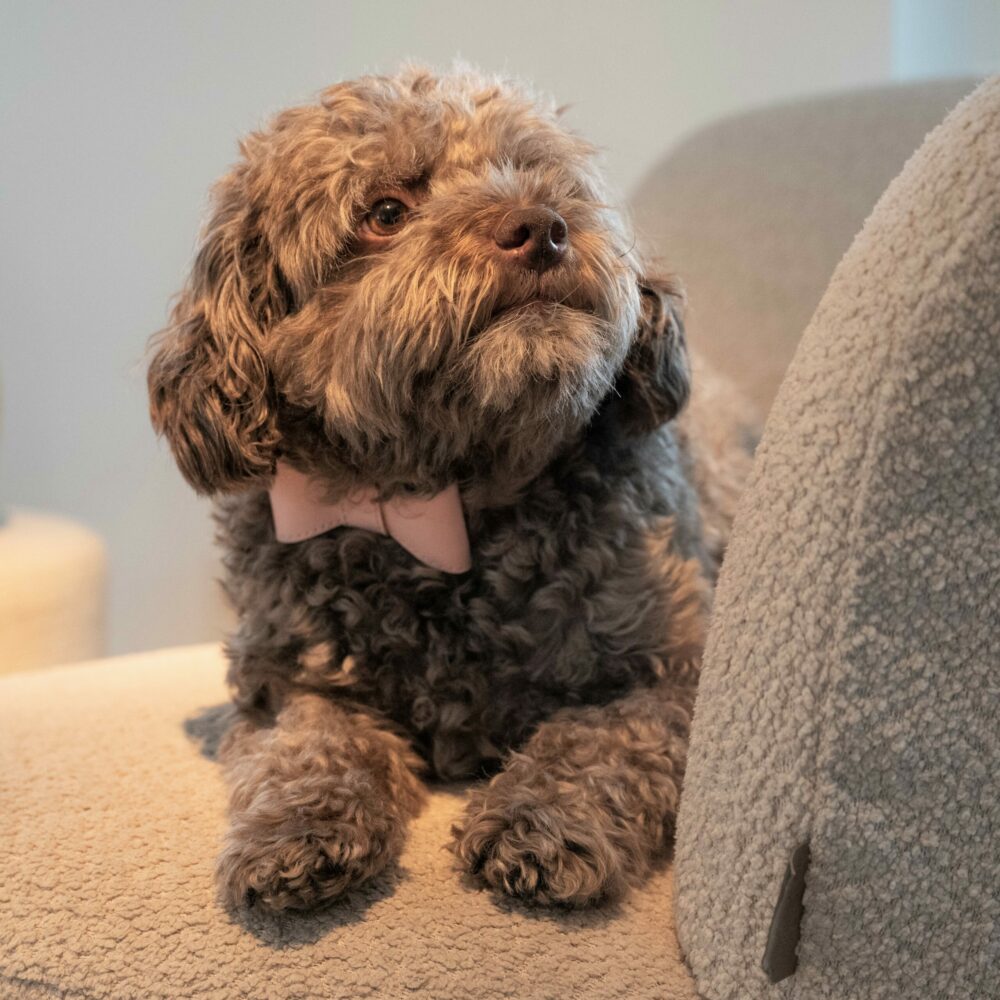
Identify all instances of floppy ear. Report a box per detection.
[147,170,285,495]
[606,275,691,435]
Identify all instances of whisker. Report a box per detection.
[616,237,637,259]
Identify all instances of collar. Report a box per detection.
[268,461,472,575]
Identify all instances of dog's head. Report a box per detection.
[148,67,689,505]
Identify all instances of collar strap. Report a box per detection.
[268,461,472,575]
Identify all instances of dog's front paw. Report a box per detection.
[451,776,628,907]
[217,808,401,912]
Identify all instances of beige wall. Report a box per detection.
[1,1,897,654]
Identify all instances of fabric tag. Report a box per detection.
[762,841,811,983]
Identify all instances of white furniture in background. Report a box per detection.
[0,509,107,674]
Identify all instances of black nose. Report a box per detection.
[494,207,568,273]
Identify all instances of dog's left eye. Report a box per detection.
[365,198,410,237]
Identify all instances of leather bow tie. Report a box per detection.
[268,461,472,575]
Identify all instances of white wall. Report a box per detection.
[1,1,900,654]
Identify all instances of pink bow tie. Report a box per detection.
[268,461,472,574]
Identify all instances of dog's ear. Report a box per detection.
[147,168,285,495]
[605,276,690,435]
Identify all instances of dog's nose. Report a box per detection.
[494,207,568,273]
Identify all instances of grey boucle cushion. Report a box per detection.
[674,76,1000,1000]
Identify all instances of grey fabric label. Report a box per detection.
[762,841,811,983]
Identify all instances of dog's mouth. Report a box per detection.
[476,295,595,337]
[488,298,557,323]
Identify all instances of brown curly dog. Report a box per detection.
[147,65,756,912]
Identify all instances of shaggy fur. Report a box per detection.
[147,65,755,912]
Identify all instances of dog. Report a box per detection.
[147,65,755,912]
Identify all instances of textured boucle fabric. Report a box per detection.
[632,78,977,416]
[674,76,1000,1000]
[0,646,698,1000]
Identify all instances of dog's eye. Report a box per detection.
[365,198,410,237]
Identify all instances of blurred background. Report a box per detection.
[2,0,998,663]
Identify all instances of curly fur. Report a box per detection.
[147,65,756,912]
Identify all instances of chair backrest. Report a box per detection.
[631,78,978,415]
[673,76,999,999]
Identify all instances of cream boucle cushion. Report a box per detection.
[0,645,697,1000]
[674,77,1000,999]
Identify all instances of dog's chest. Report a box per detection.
[223,436,701,778]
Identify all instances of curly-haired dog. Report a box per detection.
[148,66,755,912]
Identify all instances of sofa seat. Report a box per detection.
[0,645,698,1000]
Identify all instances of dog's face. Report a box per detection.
[149,67,689,505]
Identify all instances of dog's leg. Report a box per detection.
[451,677,694,906]
[215,691,426,911]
